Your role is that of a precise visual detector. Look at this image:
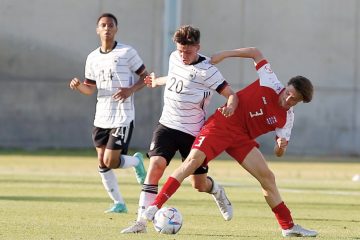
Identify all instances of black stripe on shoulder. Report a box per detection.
[216,81,228,93]
[84,79,96,86]
[135,64,146,75]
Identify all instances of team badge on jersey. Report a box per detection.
[264,65,273,73]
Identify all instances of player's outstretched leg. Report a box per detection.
[282,224,318,237]
[121,221,147,233]
[209,177,233,221]
[133,152,147,184]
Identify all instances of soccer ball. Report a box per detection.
[153,206,183,234]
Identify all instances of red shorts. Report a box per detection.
[192,116,259,165]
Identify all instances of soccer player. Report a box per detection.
[69,13,147,214]
[141,47,318,237]
[121,25,237,233]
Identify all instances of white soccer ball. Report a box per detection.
[352,174,360,182]
[153,206,183,234]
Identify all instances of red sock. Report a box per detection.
[152,177,181,208]
[272,201,294,230]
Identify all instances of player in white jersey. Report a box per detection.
[69,13,147,214]
[142,47,317,237]
[121,25,238,233]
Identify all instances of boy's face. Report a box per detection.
[176,43,200,65]
[279,85,303,109]
[96,17,117,41]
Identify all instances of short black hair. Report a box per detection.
[97,13,118,26]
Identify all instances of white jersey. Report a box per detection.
[159,51,226,136]
[85,42,144,128]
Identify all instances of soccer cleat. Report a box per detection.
[212,185,233,221]
[133,152,147,185]
[141,205,159,222]
[282,224,318,237]
[120,221,147,233]
[104,203,128,213]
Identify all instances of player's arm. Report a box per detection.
[211,47,264,65]
[144,72,167,88]
[131,65,148,92]
[274,137,288,157]
[69,77,96,95]
[113,64,147,101]
[218,84,238,117]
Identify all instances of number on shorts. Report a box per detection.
[194,136,205,147]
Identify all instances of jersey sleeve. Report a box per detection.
[275,108,294,141]
[202,65,226,91]
[167,51,176,76]
[127,47,144,73]
[256,59,284,94]
[84,53,96,81]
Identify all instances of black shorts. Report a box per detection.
[148,123,208,175]
[92,121,134,154]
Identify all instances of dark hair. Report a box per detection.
[173,25,200,45]
[97,13,118,26]
[287,76,313,103]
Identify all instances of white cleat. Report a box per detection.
[212,185,233,221]
[120,221,147,234]
[141,205,159,222]
[282,224,318,237]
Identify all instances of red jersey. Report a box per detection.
[211,59,294,141]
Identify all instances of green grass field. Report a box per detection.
[0,150,359,239]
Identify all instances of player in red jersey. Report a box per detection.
[142,47,318,237]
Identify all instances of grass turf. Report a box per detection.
[0,150,359,239]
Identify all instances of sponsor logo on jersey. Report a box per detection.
[262,97,267,105]
[150,142,155,151]
[266,116,277,125]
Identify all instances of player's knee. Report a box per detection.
[103,157,118,169]
[148,157,167,173]
[183,157,201,170]
[261,170,276,189]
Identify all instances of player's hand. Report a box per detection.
[113,87,132,102]
[210,52,226,65]
[218,105,235,117]
[144,72,156,88]
[276,138,288,150]
[69,78,81,90]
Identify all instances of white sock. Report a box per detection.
[136,184,158,222]
[119,155,139,169]
[98,167,124,204]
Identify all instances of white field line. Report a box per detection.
[220,182,360,196]
[280,188,360,196]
